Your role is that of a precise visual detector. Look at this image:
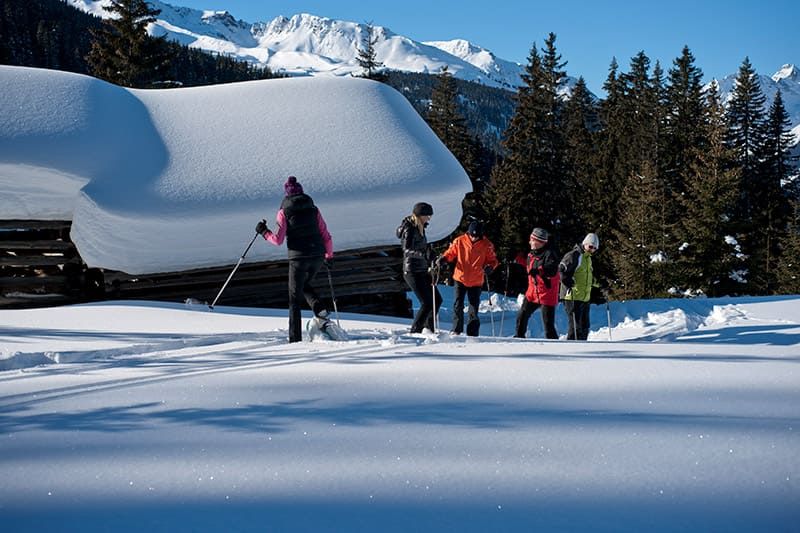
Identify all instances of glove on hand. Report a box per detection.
[324,256,334,268]
[255,219,268,235]
[562,276,575,289]
[484,265,494,276]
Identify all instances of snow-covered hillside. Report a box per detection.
[0,65,471,274]
[1,291,798,531]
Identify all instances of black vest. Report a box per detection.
[281,194,324,259]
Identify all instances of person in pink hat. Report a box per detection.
[256,176,334,343]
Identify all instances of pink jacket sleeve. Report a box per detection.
[318,210,333,260]
[263,209,286,245]
[263,208,333,260]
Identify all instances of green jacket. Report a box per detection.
[559,244,598,302]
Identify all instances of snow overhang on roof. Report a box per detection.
[0,66,470,274]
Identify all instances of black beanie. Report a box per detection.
[413,202,433,217]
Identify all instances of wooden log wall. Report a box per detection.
[1,220,412,317]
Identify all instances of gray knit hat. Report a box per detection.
[530,227,549,242]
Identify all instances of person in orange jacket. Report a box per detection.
[438,220,499,336]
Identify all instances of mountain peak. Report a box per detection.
[773,64,798,82]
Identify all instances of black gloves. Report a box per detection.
[255,219,268,236]
[562,276,575,289]
[324,257,334,268]
[484,265,494,276]
[437,255,450,268]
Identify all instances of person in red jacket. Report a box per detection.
[439,220,499,336]
[515,227,560,339]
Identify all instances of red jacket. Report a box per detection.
[442,234,499,288]
[524,247,560,306]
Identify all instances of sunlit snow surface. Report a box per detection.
[1,291,798,532]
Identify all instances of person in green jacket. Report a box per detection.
[559,233,600,340]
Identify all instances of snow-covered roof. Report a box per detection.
[0,66,471,274]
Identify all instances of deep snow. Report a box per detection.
[1,290,798,532]
[0,65,470,274]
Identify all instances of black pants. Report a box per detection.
[563,300,591,340]
[515,299,558,339]
[288,256,326,343]
[404,271,442,333]
[452,281,482,336]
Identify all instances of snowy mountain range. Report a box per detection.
[715,63,800,144]
[67,0,799,144]
[67,0,527,90]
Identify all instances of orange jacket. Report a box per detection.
[442,234,500,288]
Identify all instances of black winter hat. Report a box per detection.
[467,220,484,237]
[412,202,434,217]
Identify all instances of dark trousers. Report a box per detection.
[288,256,326,343]
[515,299,558,339]
[404,271,443,333]
[563,300,591,340]
[452,281,482,336]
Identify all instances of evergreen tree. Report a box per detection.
[487,33,570,255]
[593,58,627,243]
[775,200,800,294]
[725,57,780,293]
[356,21,384,80]
[726,57,767,221]
[563,77,599,234]
[675,84,741,296]
[663,46,705,197]
[604,51,669,296]
[427,67,476,178]
[754,89,795,292]
[87,0,171,88]
[426,66,488,232]
[612,162,668,299]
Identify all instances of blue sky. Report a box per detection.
[175,0,798,94]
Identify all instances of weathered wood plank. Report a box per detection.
[0,220,71,231]
[0,255,81,267]
[1,240,75,251]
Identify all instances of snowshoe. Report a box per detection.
[306,316,349,341]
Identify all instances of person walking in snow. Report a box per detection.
[396,202,442,333]
[256,176,334,343]
[515,227,560,339]
[559,232,601,341]
[438,220,499,336]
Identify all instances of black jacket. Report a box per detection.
[281,193,324,259]
[396,216,431,274]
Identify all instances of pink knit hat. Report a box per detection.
[284,176,303,196]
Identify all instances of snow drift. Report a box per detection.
[0,65,471,274]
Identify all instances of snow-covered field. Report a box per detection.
[1,290,798,532]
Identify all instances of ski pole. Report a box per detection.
[325,262,341,327]
[499,262,510,335]
[606,300,612,341]
[485,273,495,336]
[209,231,260,310]
[431,264,439,333]
[571,307,578,340]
